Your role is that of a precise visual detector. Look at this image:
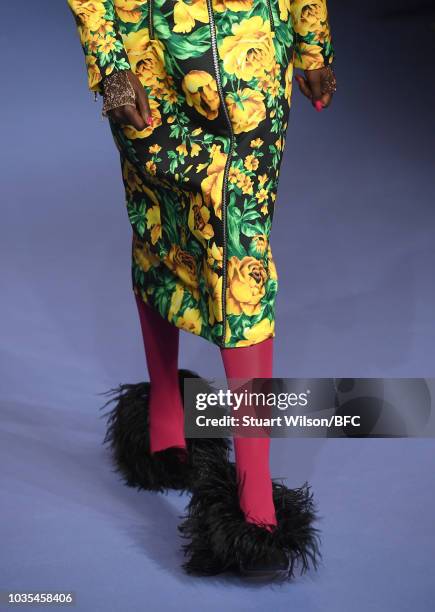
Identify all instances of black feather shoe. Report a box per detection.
[178,446,321,582]
[100,369,230,493]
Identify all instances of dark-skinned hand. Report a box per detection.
[106,70,153,129]
[295,66,335,111]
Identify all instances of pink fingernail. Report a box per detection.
[146,116,153,125]
[314,100,323,112]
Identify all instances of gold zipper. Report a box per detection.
[205,0,235,347]
[148,0,155,39]
[265,0,275,32]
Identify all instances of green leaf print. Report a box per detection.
[154,278,176,318]
[241,221,265,238]
[132,261,145,286]
[160,193,179,245]
[152,13,172,40]
[188,240,203,259]
[164,29,211,59]
[198,292,210,328]
[115,58,131,71]
[127,201,147,237]
[241,210,261,222]
[228,202,248,260]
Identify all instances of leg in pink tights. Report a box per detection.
[220,338,277,529]
[135,294,187,456]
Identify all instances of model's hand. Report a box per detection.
[106,70,153,130]
[295,66,336,111]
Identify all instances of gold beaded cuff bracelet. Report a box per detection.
[320,65,337,95]
[102,70,136,117]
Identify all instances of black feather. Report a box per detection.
[99,369,231,493]
[178,444,322,579]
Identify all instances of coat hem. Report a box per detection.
[133,286,275,349]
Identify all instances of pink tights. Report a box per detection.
[135,294,277,528]
[135,294,187,455]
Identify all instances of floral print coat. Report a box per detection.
[68,0,334,347]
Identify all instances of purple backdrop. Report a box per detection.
[1,1,435,610]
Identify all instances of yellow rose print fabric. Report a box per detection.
[290,0,334,69]
[68,0,334,347]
